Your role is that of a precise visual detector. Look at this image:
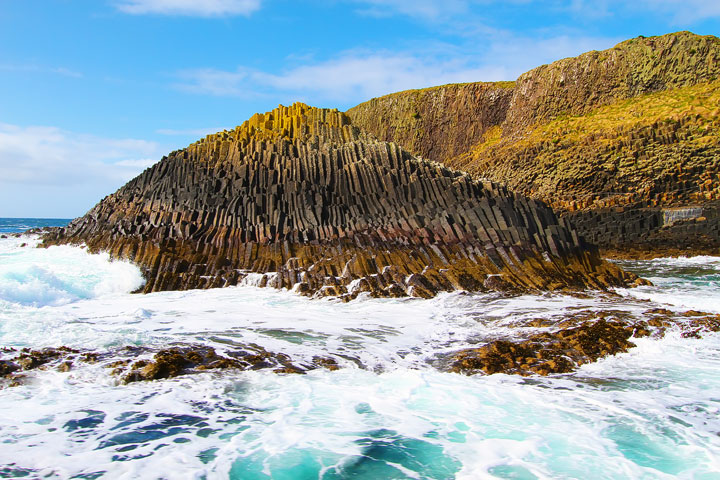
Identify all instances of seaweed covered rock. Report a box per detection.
[449,309,720,376]
[43,103,638,297]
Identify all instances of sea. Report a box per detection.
[0,218,718,479]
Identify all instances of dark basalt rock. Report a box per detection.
[15,347,79,370]
[42,103,639,298]
[0,360,20,376]
[119,344,328,382]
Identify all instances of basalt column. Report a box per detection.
[43,103,640,298]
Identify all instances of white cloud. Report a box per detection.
[156,127,227,136]
[638,0,720,23]
[347,0,535,22]
[0,124,168,217]
[175,68,250,96]
[0,124,162,186]
[350,0,471,20]
[175,52,512,104]
[482,34,621,73]
[115,0,262,16]
[173,32,621,105]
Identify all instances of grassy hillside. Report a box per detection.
[455,80,720,212]
[348,32,720,214]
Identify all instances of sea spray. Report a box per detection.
[0,236,144,308]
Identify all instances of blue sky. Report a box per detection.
[1,0,719,217]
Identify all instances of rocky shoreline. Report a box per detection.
[19,33,720,381]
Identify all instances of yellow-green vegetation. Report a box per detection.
[453,80,720,211]
[529,80,719,146]
[186,103,362,167]
[348,32,720,216]
[364,81,516,102]
[193,102,354,148]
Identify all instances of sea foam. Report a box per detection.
[0,235,144,308]
[1,236,719,479]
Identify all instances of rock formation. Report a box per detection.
[42,103,637,297]
[347,32,720,255]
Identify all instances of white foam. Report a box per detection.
[1,238,719,478]
[0,235,144,309]
[613,255,720,313]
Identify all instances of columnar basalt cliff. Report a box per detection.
[347,32,720,255]
[43,103,638,297]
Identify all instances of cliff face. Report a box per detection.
[347,32,720,254]
[504,32,720,133]
[345,82,514,167]
[43,103,637,297]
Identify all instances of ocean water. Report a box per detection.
[0,221,719,479]
[0,218,72,235]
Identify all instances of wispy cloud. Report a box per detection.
[482,34,621,73]
[349,0,471,21]
[0,124,161,187]
[114,0,262,16]
[0,123,168,216]
[173,32,620,105]
[0,64,82,78]
[174,51,511,103]
[174,68,250,97]
[638,0,720,23]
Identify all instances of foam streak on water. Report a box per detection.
[1,235,719,479]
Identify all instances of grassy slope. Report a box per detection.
[452,80,720,211]
[347,32,720,213]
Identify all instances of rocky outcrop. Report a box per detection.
[347,32,720,255]
[0,344,340,387]
[3,309,719,384]
[449,308,720,376]
[503,32,720,134]
[42,103,638,298]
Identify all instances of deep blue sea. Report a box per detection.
[0,219,719,479]
[0,217,72,234]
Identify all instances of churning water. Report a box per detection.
[0,224,718,479]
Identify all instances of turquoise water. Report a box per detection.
[0,222,718,479]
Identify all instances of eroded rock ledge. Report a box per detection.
[42,103,639,298]
[449,308,720,376]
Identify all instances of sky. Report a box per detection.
[1,0,719,218]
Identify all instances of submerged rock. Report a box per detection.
[0,343,346,387]
[42,103,639,298]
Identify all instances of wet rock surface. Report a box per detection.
[42,103,637,298]
[1,308,718,384]
[0,344,347,388]
[448,308,720,376]
[119,345,307,383]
